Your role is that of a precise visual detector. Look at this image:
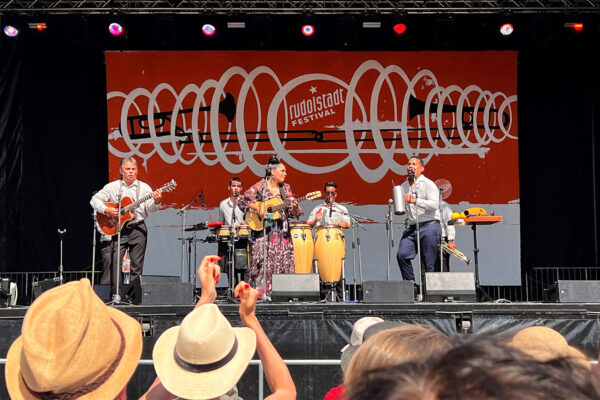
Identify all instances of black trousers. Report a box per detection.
[100,221,147,295]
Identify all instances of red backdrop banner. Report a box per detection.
[105,50,518,207]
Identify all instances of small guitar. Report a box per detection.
[96,179,177,236]
[246,191,322,231]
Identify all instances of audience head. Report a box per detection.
[346,334,600,400]
[5,278,142,400]
[344,323,451,387]
[152,303,257,400]
[507,325,590,369]
[340,317,384,373]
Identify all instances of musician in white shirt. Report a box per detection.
[396,156,442,298]
[306,182,351,229]
[90,157,162,299]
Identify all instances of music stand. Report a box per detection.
[449,215,502,301]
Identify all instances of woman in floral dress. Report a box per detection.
[237,156,303,295]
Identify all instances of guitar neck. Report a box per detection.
[270,195,308,213]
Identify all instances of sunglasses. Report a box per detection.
[326,191,337,195]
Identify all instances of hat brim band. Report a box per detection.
[24,319,125,400]
[174,338,238,373]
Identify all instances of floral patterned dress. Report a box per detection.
[237,180,303,293]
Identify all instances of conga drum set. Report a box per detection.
[290,222,346,301]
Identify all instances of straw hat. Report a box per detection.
[508,326,590,369]
[5,278,142,400]
[152,303,257,400]
[340,317,384,373]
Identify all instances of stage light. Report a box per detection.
[227,22,245,29]
[363,22,381,29]
[202,24,216,36]
[499,23,514,36]
[28,22,47,31]
[3,25,19,37]
[108,22,124,37]
[564,22,584,32]
[301,24,315,37]
[393,23,407,35]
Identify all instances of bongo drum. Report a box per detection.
[290,222,314,274]
[235,224,250,239]
[217,225,232,241]
[314,225,345,283]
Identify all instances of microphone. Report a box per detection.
[329,205,333,218]
[200,190,206,208]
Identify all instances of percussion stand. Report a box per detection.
[227,231,236,300]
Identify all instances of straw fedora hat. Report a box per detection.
[153,303,256,400]
[5,278,142,400]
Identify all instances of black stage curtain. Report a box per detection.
[0,23,598,274]
[0,31,108,273]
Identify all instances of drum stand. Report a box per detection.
[226,232,237,301]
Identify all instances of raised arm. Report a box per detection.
[234,282,296,400]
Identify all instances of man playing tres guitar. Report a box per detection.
[90,157,165,300]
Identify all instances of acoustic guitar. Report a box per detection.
[96,179,177,236]
[246,191,322,231]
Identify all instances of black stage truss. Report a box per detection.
[2,0,600,15]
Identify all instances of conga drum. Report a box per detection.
[290,223,314,274]
[314,225,345,283]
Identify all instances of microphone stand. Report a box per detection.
[260,173,270,300]
[109,180,124,305]
[386,199,394,281]
[336,209,372,301]
[91,211,97,287]
[413,192,424,301]
[178,191,200,284]
[438,189,445,272]
[57,228,66,284]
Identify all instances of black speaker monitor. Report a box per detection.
[362,280,414,303]
[271,274,320,302]
[425,272,476,302]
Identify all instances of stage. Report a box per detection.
[2,300,600,399]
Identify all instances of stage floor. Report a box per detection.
[2,300,600,398]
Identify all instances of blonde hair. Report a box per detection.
[344,324,450,387]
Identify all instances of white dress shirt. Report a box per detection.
[308,201,351,228]
[401,174,441,225]
[219,197,246,226]
[440,200,455,241]
[90,179,159,223]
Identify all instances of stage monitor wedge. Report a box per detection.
[362,280,414,303]
[425,272,476,302]
[271,273,320,302]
